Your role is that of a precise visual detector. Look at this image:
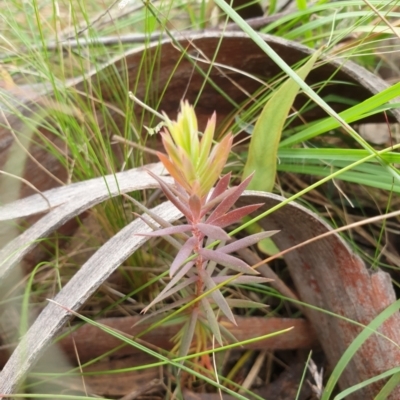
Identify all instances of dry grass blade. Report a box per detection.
[0,163,169,281]
[0,163,167,221]
[0,200,183,395]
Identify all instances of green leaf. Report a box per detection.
[375,370,400,400]
[242,51,319,192]
[276,147,400,192]
[321,298,400,400]
[277,163,400,193]
[278,148,400,164]
[279,84,400,148]
[334,367,400,400]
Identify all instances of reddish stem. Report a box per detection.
[192,226,204,298]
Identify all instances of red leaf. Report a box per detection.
[207,173,255,224]
[219,230,279,253]
[198,248,259,275]
[146,169,192,219]
[133,213,186,249]
[200,298,223,345]
[141,261,195,313]
[164,261,195,296]
[208,173,231,203]
[200,186,237,217]
[195,223,231,240]
[200,270,236,324]
[170,237,197,277]
[142,275,197,313]
[209,203,264,228]
[189,194,202,220]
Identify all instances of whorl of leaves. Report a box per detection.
[138,170,277,349]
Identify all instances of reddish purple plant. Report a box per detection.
[139,101,276,352]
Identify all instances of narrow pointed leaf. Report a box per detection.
[201,186,237,217]
[149,169,190,205]
[242,51,319,191]
[195,223,231,240]
[142,275,197,313]
[181,150,197,184]
[175,182,189,200]
[201,270,236,325]
[170,237,197,277]
[200,298,223,346]
[206,134,233,176]
[189,194,202,220]
[205,172,232,214]
[161,132,184,169]
[181,100,199,157]
[179,309,199,359]
[242,216,281,256]
[205,238,226,276]
[225,299,269,308]
[148,261,195,312]
[218,321,239,344]
[157,152,191,192]
[136,224,191,237]
[212,276,272,284]
[133,213,185,249]
[135,297,189,326]
[208,173,231,203]
[199,134,233,195]
[199,248,259,275]
[146,169,192,218]
[156,276,198,304]
[209,203,264,228]
[189,106,200,161]
[198,112,216,168]
[168,261,195,289]
[219,231,279,254]
[171,188,193,211]
[207,173,255,224]
[127,194,180,233]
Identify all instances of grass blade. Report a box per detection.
[334,367,400,400]
[321,298,400,400]
[213,0,400,184]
